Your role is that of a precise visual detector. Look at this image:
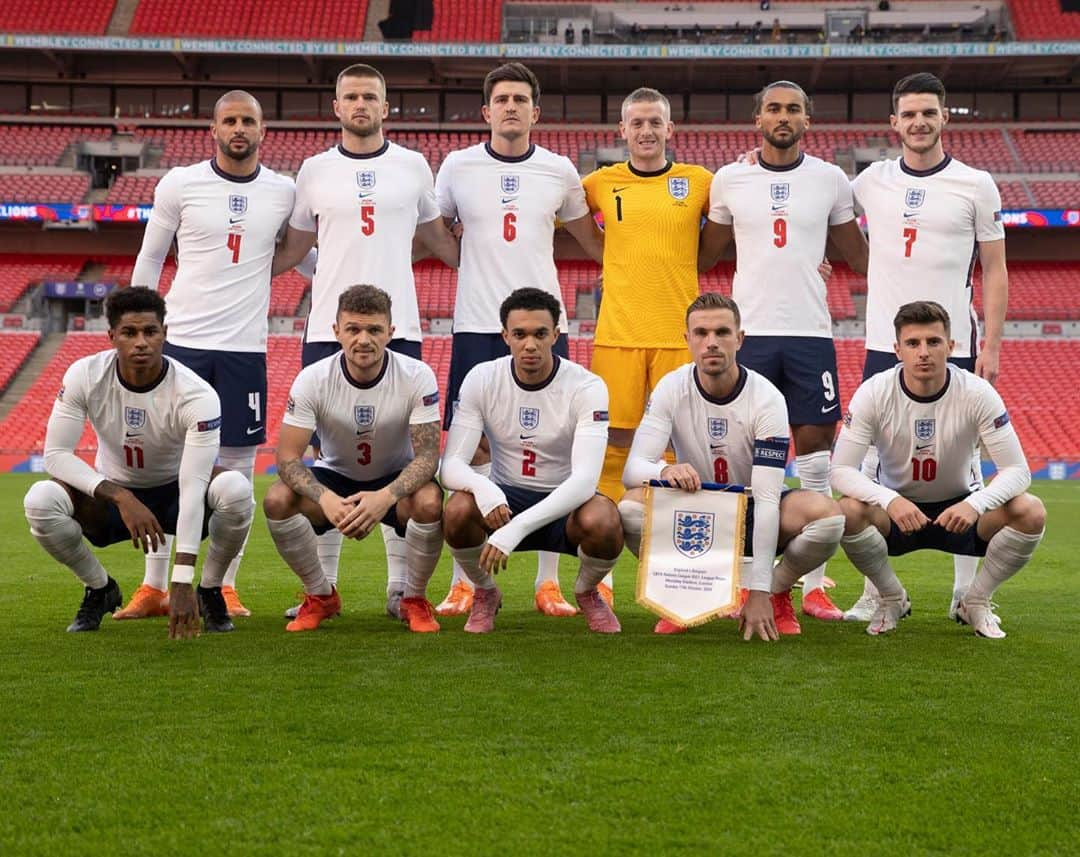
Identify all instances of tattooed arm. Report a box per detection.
[385,420,441,502]
[276,424,327,504]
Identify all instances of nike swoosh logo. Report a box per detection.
[520,434,536,440]
[246,426,262,435]
[915,443,933,451]
[501,197,517,204]
[125,431,141,438]
[229,217,243,224]
[821,404,839,414]
[612,186,628,193]
[771,204,787,211]
[903,212,918,218]
[358,192,375,198]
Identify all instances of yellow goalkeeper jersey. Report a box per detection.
[583,160,712,348]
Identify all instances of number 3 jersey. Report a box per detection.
[452,355,609,492]
[47,350,222,492]
[283,351,440,482]
[852,155,1004,358]
[140,160,296,352]
[834,365,1029,512]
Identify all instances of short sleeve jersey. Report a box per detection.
[839,365,1015,502]
[452,355,609,492]
[291,142,440,344]
[708,153,854,337]
[582,161,712,348]
[283,350,440,482]
[638,364,790,485]
[436,142,588,333]
[851,156,1004,357]
[140,161,295,352]
[52,351,221,488]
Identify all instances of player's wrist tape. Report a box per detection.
[171,564,195,585]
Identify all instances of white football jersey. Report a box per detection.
[436,143,588,333]
[140,160,295,352]
[291,142,440,344]
[453,355,609,491]
[708,153,854,337]
[839,365,1021,504]
[852,156,1004,357]
[283,350,440,482]
[51,350,221,488]
[636,364,791,486]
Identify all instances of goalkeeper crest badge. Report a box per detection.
[668,177,689,200]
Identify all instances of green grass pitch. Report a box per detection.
[1,473,1077,855]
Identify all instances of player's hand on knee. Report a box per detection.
[886,496,930,534]
[739,590,778,642]
[935,501,978,534]
[117,496,166,553]
[661,463,702,492]
[168,583,200,640]
[483,504,512,530]
[479,542,509,574]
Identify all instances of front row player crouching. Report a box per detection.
[263,285,445,633]
[619,294,845,639]
[831,301,1045,638]
[23,287,252,638]
[440,287,623,633]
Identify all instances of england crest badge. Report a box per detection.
[125,407,146,430]
[770,183,790,203]
[708,417,727,440]
[914,418,935,441]
[668,177,689,200]
[905,188,925,209]
[354,405,375,428]
[519,407,540,430]
[357,171,376,191]
[673,510,715,559]
[228,195,247,215]
[501,174,520,195]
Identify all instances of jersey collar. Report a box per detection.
[339,351,390,389]
[511,355,560,391]
[209,160,261,183]
[693,364,747,405]
[899,153,952,177]
[899,364,952,403]
[484,142,536,163]
[337,140,390,160]
[758,152,805,172]
[627,159,673,178]
[116,356,169,393]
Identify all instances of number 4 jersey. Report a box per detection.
[142,160,296,353]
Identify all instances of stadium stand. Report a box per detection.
[0,125,111,167]
[0,254,88,312]
[94,256,178,295]
[412,0,503,43]
[104,175,160,205]
[1027,180,1080,207]
[129,0,370,39]
[0,1,114,36]
[1009,130,1080,172]
[0,330,40,392]
[1007,0,1080,41]
[975,262,1080,321]
[0,173,90,204]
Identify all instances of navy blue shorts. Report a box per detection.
[737,336,841,425]
[885,494,989,558]
[742,489,793,558]
[862,349,976,382]
[309,466,406,537]
[444,332,569,430]
[495,483,580,556]
[84,480,210,548]
[301,337,422,368]
[164,344,266,446]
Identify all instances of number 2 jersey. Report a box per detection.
[134,160,296,353]
[832,364,1029,513]
[852,155,1004,358]
[282,350,440,482]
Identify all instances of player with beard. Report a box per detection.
[697,81,869,631]
[272,64,459,619]
[125,90,296,620]
[844,73,1009,622]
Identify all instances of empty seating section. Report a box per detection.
[1027,180,1080,208]
[0,1,114,35]
[0,255,87,312]
[1007,0,1080,40]
[0,125,111,167]
[0,331,40,392]
[411,0,503,43]
[0,173,90,204]
[106,175,160,205]
[994,340,1080,462]
[95,256,178,295]
[974,263,1080,321]
[1010,130,1080,173]
[129,0,369,39]
[997,180,1032,208]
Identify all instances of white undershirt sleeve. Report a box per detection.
[43,405,105,498]
[130,219,175,290]
[440,420,508,516]
[966,417,1030,514]
[174,440,217,556]
[623,416,671,488]
[747,464,785,592]
[831,434,901,509]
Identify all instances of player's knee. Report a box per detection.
[617,498,645,538]
[838,496,870,535]
[1008,493,1046,534]
[576,498,624,559]
[262,480,298,521]
[410,482,444,524]
[24,480,74,529]
[442,491,478,536]
[207,470,252,516]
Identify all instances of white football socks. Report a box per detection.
[317,529,343,587]
[382,524,408,597]
[617,499,645,557]
[448,543,495,590]
[404,519,443,599]
[966,526,1043,605]
[841,526,904,602]
[268,514,331,595]
[143,534,174,591]
[534,551,561,590]
[24,480,108,589]
[771,514,845,593]
[201,470,255,588]
[574,546,618,594]
[217,444,257,589]
[795,450,832,592]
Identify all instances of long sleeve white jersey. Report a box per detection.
[435,142,588,333]
[131,160,295,352]
[832,365,1030,514]
[290,142,440,344]
[44,351,222,554]
[623,363,791,590]
[283,351,440,482]
[441,355,609,555]
[851,155,1004,358]
[707,153,854,337]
